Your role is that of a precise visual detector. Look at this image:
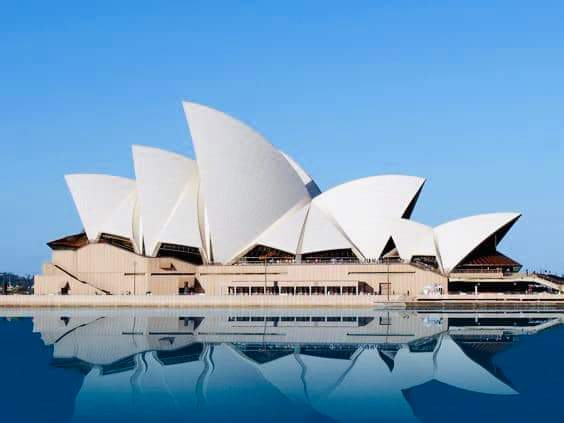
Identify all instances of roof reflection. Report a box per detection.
[5,309,562,423]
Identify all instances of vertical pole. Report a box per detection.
[133,261,136,295]
[387,262,390,302]
[264,258,267,294]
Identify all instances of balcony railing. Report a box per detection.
[234,257,407,265]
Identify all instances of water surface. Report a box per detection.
[1,308,563,423]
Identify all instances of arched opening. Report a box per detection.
[412,255,439,269]
[157,243,203,265]
[453,232,521,274]
[380,237,401,262]
[99,233,135,252]
[238,245,295,264]
[301,248,357,263]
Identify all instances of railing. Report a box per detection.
[409,260,442,274]
[234,257,409,266]
[535,273,564,285]
[450,268,505,274]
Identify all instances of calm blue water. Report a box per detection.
[0,308,563,423]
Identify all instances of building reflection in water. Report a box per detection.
[3,309,563,423]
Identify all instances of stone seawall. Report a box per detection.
[0,294,398,308]
[1,294,564,309]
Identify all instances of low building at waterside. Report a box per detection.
[34,102,560,297]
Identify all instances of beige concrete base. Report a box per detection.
[35,243,448,297]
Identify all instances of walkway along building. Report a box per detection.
[34,102,558,296]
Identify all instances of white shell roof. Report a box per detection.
[300,204,354,255]
[314,175,425,222]
[230,174,430,260]
[351,217,437,261]
[280,151,321,198]
[385,219,436,261]
[132,145,201,257]
[62,102,522,271]
[184,101,310,263]
[309,175,426,259]
[65,174,136,242]
[255,202,310,255]
[434,212,521,273]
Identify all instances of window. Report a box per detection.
[327,286,341,295]
[342,286,357,295]
[296,287,310,295]
[311,286,325,295]
[280,287,295,295]
[251,287,265,295]
[235,287,250,295]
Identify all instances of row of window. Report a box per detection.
[228,316,361,322]
[227,286,366,295]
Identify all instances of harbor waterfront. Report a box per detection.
[3,293,564,309]
[1,307,563,423]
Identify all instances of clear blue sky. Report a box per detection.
[1,1,563,275]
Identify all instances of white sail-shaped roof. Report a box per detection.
[280,151,321,198]
[384,219,436,261]
[340,217,436,261]
[314,175,425,222]
[184,102,310,263]
[132,145,201,257]
[300,204,354,255]
[65,174,136,242]
[434,212,521,273]
[255,203,310,254]
[309,175,426,258]
[131,197,143,254]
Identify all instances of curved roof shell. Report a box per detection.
[280,151,321,198]
[183,102,310,263]
[314,175,425,221]
[65,174,136,242]
[255,202,310,255]
[61,102,523,272]
[308,175,426,259]
[132,145,201,257]
[379,218,436,261]
[434,212,521,273]
[300,204,355,255]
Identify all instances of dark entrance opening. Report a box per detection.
[239,245,295,264]
[379,282,391,296]
[302,249,357,263]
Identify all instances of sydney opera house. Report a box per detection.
[34,102,559,296]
